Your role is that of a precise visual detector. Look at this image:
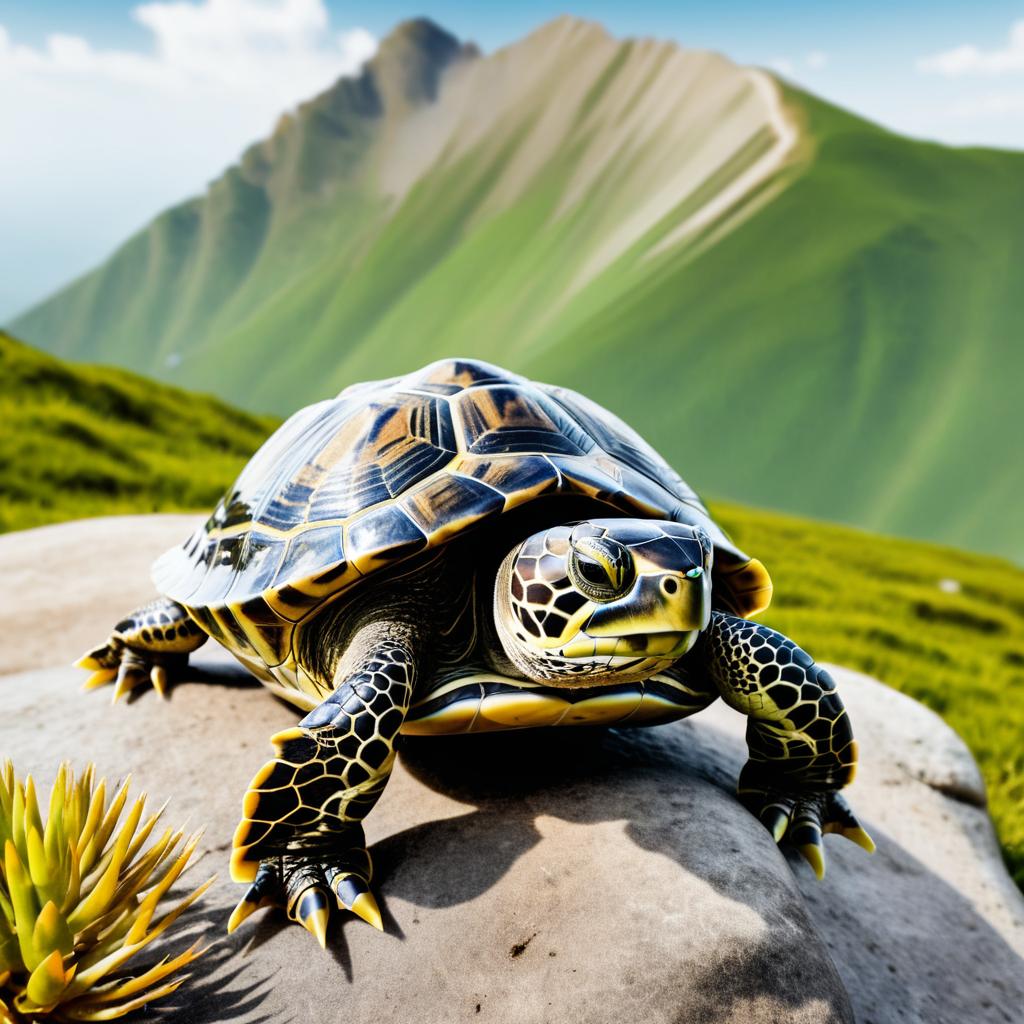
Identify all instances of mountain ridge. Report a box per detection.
[11,16,1023,561]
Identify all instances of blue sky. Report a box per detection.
[3,1,1023,320]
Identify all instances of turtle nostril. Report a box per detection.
[662,577,679,595]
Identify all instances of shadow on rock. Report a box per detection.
[155,905,284,1024]
[388,720,1024,1024]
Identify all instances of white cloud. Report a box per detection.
[0,0,377,99]
[769,56,795,76]
[805,50,828,72]
[949,92,1024,117]
[917,18,1024,76]
[0,0,377,319]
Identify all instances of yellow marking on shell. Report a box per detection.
[479,692,569,728]
[457,454,558,511]
[622,691,699,725]
[447,396,467,455]
[247,760,280,792]
[846,739,859,784]
[401,701,479,736]
[202,456,465,547]
[403,683,698,736]
[232,652,276,683]
[415,673,539,703]
[559,691,643,725]
[222,598,296,665]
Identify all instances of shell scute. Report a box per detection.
[458,454,560,508]
[346,503,429,576]
[400,473,507,546]
[275,526,346,589]
[546,386,695,504]
[454,385,593,457]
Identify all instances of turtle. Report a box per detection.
[77,358,874,947]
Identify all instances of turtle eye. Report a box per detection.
[568,538,635,601]
[686,566,704,579]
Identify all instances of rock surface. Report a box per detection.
[1,516,1022,1024]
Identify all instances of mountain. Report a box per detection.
[0,331,276,532]
[11,17,1024,561]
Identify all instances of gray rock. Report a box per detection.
[0,516,1021,1024]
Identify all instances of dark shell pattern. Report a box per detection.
[153,359,756,669]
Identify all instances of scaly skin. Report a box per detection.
[228,622,418,943]
[697,612,874,875]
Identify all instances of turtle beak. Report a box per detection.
[585,573,710,636]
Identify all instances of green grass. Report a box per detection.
[0,332,277,532]
[2,326,1020,887]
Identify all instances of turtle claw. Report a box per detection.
[82,667,117,691]
[113,656,149,702]
[798,842,826,879]
[228,847,382,944]
[227,891,265,934]
[293,887,332,948]
[741,781,874,878]
[150,664,169,698]
[842,825,876,853]
[77,637,185,702]
[227,862,279,934]
[331,874,383,931]
[758,797,796,843]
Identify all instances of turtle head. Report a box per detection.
[494,519,713,687]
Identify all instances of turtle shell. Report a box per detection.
[153,359,771,667]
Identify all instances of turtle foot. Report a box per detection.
[227,848,382,946]
[739,777,875,879]
[76,639,187,701]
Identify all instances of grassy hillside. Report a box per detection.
[14,17,1021,562]
[0,331,277,532]
[1,330,1020,887]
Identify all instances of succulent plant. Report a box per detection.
[0,761,212,1022]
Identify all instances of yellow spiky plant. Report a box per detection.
[0,761,213,1022]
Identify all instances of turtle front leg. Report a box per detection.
[697,612,875,877]
[228,623,416,945]
[76,596,207,700]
